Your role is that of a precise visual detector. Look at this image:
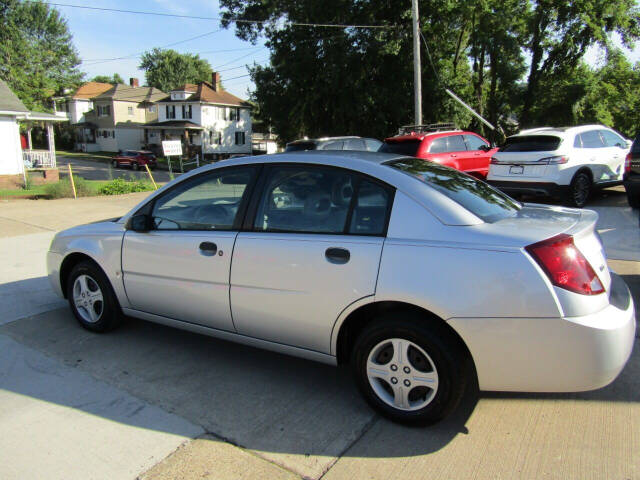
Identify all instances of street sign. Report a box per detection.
[162,140,182,157]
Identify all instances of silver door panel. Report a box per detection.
[122,230,237,331]
[230,233,384,353]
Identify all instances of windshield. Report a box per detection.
[386,158,520,223]
[499,135,561,152]
[379,140,421,156]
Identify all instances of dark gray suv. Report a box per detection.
[285,136,382,152]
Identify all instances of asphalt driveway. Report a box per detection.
[57,156,174,183]
[0,191,638,479]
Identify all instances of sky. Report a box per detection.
[55,0,268,99]
[55,0,639,99]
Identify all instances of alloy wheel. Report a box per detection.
[366,338,439,411]
[72,274,104,323]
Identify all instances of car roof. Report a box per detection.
[286,136,367,145]
[121,151,483,227]
[384,130,465,142]
[512,125,612,138]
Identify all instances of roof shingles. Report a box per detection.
[159,81,249,107]
[0,79,28,113]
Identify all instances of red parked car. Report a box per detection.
[112,150,157,170]
[380,125,497,178]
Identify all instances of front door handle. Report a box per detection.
[199,241,218,256]
[325,247,350,264]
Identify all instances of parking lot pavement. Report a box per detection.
[57,156,173,183]
[0,189,638,479]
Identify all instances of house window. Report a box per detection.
[149,131,157,138]
[97,105,111,117]
[231,108,240,121]
[166,105,176,119]
[127,106,134,115]
[235,132,245,145]
[148,105,156,113]
[182,104,192,119]
[210,130,222,145]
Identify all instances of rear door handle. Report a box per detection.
[325,247,350,264]
[199,241,218,256]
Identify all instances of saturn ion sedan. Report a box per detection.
[47,151,635,424]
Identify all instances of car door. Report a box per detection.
[576,130,608,183]
[121,165,258,331]
[599,129,628,181]
[230,164,394,353]
[463,134,491,176]
[444,135,469,171]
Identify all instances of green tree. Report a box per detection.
[139,48,213,92]
[0,0,83,110]
[520,0,639,127]
[91,73,124,84]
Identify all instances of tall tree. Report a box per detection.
[139,48,213,92]
[91,73,124,84]
[520,0,639,126]
[220,0,473,143]
[0,0,83,110]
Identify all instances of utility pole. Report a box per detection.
[411,0,422,125]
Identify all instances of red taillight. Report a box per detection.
[525,234,604,295]
[625,153,631,174]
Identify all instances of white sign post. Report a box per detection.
[162,140,183,177]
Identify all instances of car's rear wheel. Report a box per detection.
[66,261,122,332]
[351,314,468,425]
[568,171,591,208]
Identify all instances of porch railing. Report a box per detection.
[23,150,56,169]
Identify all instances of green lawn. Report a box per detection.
[0,178,152,199]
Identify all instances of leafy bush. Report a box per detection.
[99,178,155,196]
[44,175,93,199]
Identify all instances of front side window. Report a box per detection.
[344,138,366,150]
[464,134,489,151]
[321,140,345,150]
[254,166,392,235]
[387,158,520,223]
[599,130,626,148]
[151,167,256,230]
[446,135,467,152]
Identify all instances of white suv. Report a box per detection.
[487,125,630,207]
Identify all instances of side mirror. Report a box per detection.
[126,213,152,232]
[625,139,633,148]
[479,144,491,152]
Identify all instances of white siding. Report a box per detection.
[0,116,24,175]
[69,99,92,124]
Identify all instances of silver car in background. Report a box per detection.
[47,152,635,424]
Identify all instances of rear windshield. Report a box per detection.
[285,142,317,152]
[499,135,561,152]
[386,158,520,223]
[379,140,421,156]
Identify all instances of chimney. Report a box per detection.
[211,72,221,91]
[129,77,139,88]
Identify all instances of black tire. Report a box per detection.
[112,159,118,168]
[567,171,591,208]
[625,185,640,209]
[351,313,469,425]
[66,260,122,332]
[132,162,140,171]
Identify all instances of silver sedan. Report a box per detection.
[47,152,636,424]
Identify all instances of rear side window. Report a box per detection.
[386,158,520,223]
[320,140,345,150]
[379,140,421,156]
[364,138,382,152]
[285,142,317,152]
[577,131,604,148]
[446,135,467,152]
[500,135,561,152]
[428,137,448,153]
[344,138,366,150]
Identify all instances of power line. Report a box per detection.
[36,1,398,29]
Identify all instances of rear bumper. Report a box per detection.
[488,180,567,198]
[448,272,635,392]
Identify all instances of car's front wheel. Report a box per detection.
[568,171,591,208]
[66,261,122,332]
[351,314,468,425]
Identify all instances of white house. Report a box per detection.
[147,72,252,159]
